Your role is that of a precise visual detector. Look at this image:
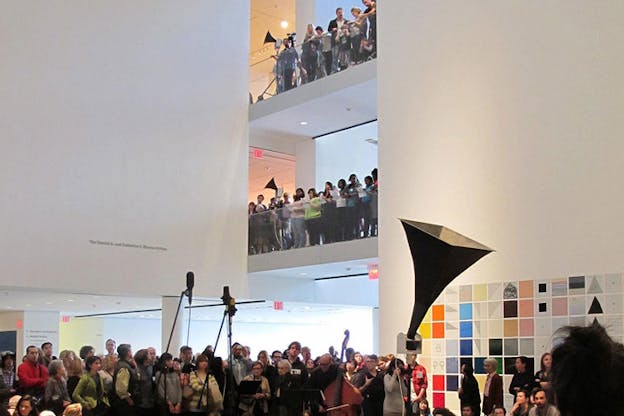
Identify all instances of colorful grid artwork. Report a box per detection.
[413,272,624,415]
[432,305,445,321]
[519,280,533,298]
[460,303,472,320]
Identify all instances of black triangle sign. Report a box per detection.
[588,296,603,314]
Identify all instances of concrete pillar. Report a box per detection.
[161,296,185,356]
[295,0,316,45]
[295,138,317,190]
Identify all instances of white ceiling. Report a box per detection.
[250,61,378,141]
[0,286,371,325]
[249,257,377,280]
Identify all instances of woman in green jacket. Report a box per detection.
[72,356,110,416]
[304,188,323,245]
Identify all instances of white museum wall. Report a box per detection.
[377,1,624,353]
[0,2,250,298]
[315,122,378,189]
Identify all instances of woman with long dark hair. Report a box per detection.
[415,398,431,416]
[383,359,407,416]
[458,363,480,415]
[16,395,39,416]
[534,352,553,403]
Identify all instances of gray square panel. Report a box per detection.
[504,338,519,356]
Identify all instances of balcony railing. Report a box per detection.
[248,192,378,255]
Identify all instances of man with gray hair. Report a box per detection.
[482,358,503,415]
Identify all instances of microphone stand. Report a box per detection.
[161,272,193,415]
[211,286,237,414]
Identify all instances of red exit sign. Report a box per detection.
[252,148,264,159]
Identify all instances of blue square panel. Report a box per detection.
[446,357,459,374]
[446,375,459,392]
[460,339,473,356]
[474,357,487,374]
[460,303,473,320]
[460,322,473,338]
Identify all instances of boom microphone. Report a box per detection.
[186,271,195,306]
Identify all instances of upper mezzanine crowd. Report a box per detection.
[256,1,376,101]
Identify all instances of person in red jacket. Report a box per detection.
[17,345,49,399]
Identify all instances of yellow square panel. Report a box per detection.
[475,374,487,391]
[419,322,432,339]
[473,284,487,301]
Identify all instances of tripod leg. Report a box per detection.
[213,310,228,352]
[165,290,186,354]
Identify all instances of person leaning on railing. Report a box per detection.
[290,188,307,249]
[304,188,323,246]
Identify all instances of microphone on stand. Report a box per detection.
[186,271,195,306]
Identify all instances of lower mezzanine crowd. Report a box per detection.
[248,169,378,255]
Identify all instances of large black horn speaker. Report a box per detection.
[263,31,277,44]
[400,219,494,346]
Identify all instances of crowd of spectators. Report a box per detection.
[273,1,377,95]
[248,168,378,255]
[1,322,621,416]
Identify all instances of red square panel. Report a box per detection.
[432,375,445,391]
[432,322,445,338]
[432,392,445,409]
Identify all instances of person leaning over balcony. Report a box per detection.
[277,192,292,250]
[349,8,366,64]
[277,38,299,92]
[316,26,332,78]
[320,181,338,244]
[346,174,362,239]
[289,188,306,248]
[301,24,318,83]
[304,188,322,246]
[334,179,348,242]
[361,0,376,46]
[360,175,375,237]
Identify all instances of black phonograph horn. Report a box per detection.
[400,219,494,348]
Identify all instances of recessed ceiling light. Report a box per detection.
[299,121,308,126]
[299,272,307,275]
[45,301,53,305]
[281,20,288,29]
[66,299,75,302]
